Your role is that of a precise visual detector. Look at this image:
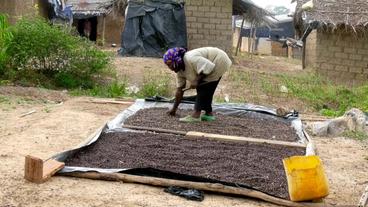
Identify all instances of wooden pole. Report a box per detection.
[64,172,322,207]
[122,125,307,148]
[235,17,245,56]
[302,39,306,69]
[89,100,133,105]
[251,26,257,59]
[102,15,106,46]
[186,131,307,148]
[248,22,254,54]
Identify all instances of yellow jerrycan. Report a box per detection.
[283,155,329,201]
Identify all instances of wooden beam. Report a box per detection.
[235,17,245,56]
[24,155,65,183]
[122,125,187,136]
[24,155,43,182]
[301,118,329,122]
[302,39,306,69]
[122,125,306,148]
[64,172,322,207]
[102,15,106,46]
[251,27,257,58]
[89,100,134,105]
[186,131,307,148]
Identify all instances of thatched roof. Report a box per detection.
[296,0,368,29]
[233,0,274,26]
[66,0,115,18]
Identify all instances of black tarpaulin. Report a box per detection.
[119,0,187,57]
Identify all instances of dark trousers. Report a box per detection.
[194,78,221,113]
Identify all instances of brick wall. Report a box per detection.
[305,30,317,68]
[185,0,233,54]
[271,42,287,57]
[314,29,368,85]
[97,12,124,46]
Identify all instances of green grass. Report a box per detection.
[0,95,10,104]
[281,74,368,116]
[226,68,368,116]
[70,80,128,98]
[342,130,368,141]
[69,69,174,99]
[137,70,172,98]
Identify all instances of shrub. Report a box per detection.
[70,80,128,98]
[3,17,111,89]
[0,14,13,73]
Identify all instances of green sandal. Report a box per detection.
[179,115,201,123]
[201,114,216,121]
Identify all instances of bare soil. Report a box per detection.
[125,108,300,142]
[65,131,306,199]
[1,55,367,206]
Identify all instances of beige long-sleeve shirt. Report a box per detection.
[176,47,232,88]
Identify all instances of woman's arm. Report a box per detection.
[190,73,206,89]
[168,86,185,116]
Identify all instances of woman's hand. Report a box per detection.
[191,73,205,89]
[167,108,177,116]
[190,81,198,89]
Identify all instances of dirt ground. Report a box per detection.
[0,56,367,207]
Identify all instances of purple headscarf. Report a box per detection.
[163,47,187,69]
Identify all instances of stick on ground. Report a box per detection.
[358,185,368,207]
[64,171,323,207]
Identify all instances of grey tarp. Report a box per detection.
[51,99,311,199]
[119,0,187,57]
[53,99,308,170]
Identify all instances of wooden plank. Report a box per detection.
[122,125,187,136]
[122,126,306,148]
[235,17,245,56]
[358,185,368,207]
[186,131,307,148]
[89,100,133,105]
[64,172,323,207]
[24,155,64,183]
[24,155,43,183]
[42,159,65,181]
[102,15,106,46]
[302,39,306,69]
[301,117,329,122]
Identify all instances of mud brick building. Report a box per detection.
[0,0,123,45]
[296,0,368,85]
[2,0,270,57]
[185,0,270,54]
[185,0,233,53]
